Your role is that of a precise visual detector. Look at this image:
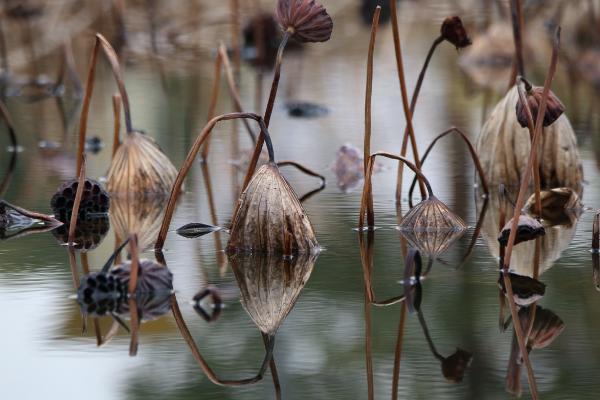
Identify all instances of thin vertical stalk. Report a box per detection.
[391,303,408,400]
[593,210,600,251]
[0,99,18,196]
[229,0,241,78]
[510,0,525,77]
[364,7,381,174]
[364,290,374,400]
[112,94,121,157]
[68,158,86,244]
[128,234,139,295]
[200,52,223,160]
[396,36,443,201]
[241,31,291,192]
[390,0,426,200]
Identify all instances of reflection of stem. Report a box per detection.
[592,210,599,251]
[68,158,86,244]
[112,94,121,158]
[129,297,139,356]
[417,309,444,361]
[396,36,443,202]
[200,162,227,273]
[262,332,281,399]
[364,290,374,400]
[390,0,426,200]
[128,234,140,295]
[458,196,488,268]
[170,293,274,385]
[391,303,407,400]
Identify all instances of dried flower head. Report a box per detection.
[516,84,565,128]
[498,214,545,246]
[50,178,110,221]
[441,16,472,49]
[398,196,467,231]
[227,162,318,254]
[276,0,333,43]
[52,215,110,251]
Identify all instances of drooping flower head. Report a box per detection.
[441,16,472,49]
[276,0,333,43]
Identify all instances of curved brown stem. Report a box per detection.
[407,127,489,207]
[0,99,18,196]
[111,94,122,158]
[170,293,274,386]
[396,36,443,202]
[155,113,275,250]
[77,33,133,172]
[390,0,426,200]
[416,310,445,361]
[277,160,326,202]
[359,152,433,229]
[241,30,291,192]
[0,200,61,227]
[68,157,86,244]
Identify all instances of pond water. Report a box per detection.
[1,0,600,399]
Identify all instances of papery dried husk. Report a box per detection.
[52,215,110,251]
[515,86,565,128]
[518,306,564,352]
[110,194,166,251]
[398,228,465,259]
[230,251,317,335]
[477,193,578,276]
[525,187,582,226]
[111,259,174,295]
[476,86,583,191]
[498,215,545,246]
[398,196,467,232]
[106,131,178,197]
[227,162,318,254]
[275,0,333,43]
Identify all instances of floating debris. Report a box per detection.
[176,222,223,239]
[285,101,328,118]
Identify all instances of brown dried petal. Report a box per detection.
[516,86,565,128]
[441,16,472,49]
[518,306,564,351]
[441,348,472,383]
[498,215,545,246]
[227,163,318,254]
[276,0,333,43]
[398,196,467,231]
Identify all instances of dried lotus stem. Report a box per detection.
[501,27,562,400]
[68,157,86,245]
[390,0,426,200]
[510,0,525,78]
[0,200,62,227]
[516,78,542,216]
[77,33,133,173]
[359,152,433,229]
[155,113,275,250]
[365,7,381,174]
[276,160,326,188]
[128,234,140,295]
[593,210,600,252]
[201,44,256,160]
[170,293,275,386]
[112,94,121,157]
[407,127,489,207]
[0,99,18,196]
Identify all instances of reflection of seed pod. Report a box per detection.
[398,196,466,232]
[398,228,465,258]
[230,252,317,335]
[77,272,126,316]
[110,195,166,252]
[498,215,545,246]
[276,0,333,43]
[441,348,472,383]
[50,178,110,221]
[476,86,583,190]
[111,259,174,295]
[498,272,546,306]
[525,187,581,226]
[51,215,110,251]
[227,162,318,254]
[117,292,172,321]
[107,131,177,197]
[518,305,564,351]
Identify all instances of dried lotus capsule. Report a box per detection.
[398,196,467,231]
[275,0,333,43]
[111,259,173,294]
[441,16,471,49]
[498,214,545,246]
[52,215,110,251]
[441,348,473,383]
[107,131,178,197]
[227,162,318,254]
[516,83,565,128]
[50,178,109,221]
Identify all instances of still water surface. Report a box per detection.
[1,1,600,399]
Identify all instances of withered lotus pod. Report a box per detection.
[516,83,565,128]
[498,272,546,306]
[111,259,173,295]
[275,0,333,43]
[525,187,581,225]
[52,215,109,251]
[476,86,582,190]
[110,195,166,252]
[227,162,319,254]
[398,228,465,259]
[399,195,467,232]
[441,16,472,49]
[230,251,317,335]
[50,178,109,221]
[107,131,178,196]
[441,348,473,383]
[498,214,545,246]
[518,306,565,352]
